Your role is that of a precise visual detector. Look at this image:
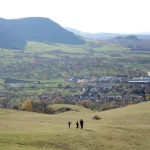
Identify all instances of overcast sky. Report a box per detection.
[0,0,150,33]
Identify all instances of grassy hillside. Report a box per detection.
[0,102,150,150]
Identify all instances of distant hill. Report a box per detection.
[0,17,84,50]
[135,34,150,40]
[115,35,139,40]
[65,27,123,40]
[64,27,82,35]
[0,18,26,50]
[112,35,150,51]
[65,27,150,41]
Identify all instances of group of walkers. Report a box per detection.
[68,119,84,129]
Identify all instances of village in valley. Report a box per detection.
[68,75,150,101]
[0,19,150,113]
[1,64,150,111]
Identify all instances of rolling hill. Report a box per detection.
[0,102,150,150]
[0,17,84,50]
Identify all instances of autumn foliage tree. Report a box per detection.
[21,98,52,113]
[21,99,33,112]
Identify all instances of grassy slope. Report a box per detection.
[0,102,150,150]
[49,104,91,112]
[25,42,87,53]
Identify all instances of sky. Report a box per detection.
[0,0,150,33]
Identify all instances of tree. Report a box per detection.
[57,84,62,89]
[54,96,62,104]
[0,97,9,108]
[21,99,33,111]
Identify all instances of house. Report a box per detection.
[99,84,113,89]
[128,77,150,84]
[68,76,76,82]
[77,79,86,83]
[68,78,76,82]
[116,74,129,81]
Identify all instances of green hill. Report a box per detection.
[0,102,150,150]
[0,17,84,50]
[49,104,92,113]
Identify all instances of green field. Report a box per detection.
[25,42,87,53]
[0,102,150,150]
[0,41,149,72]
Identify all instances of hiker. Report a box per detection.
[68,121,72,129]
[76,121,79,129]
[80,119,84,129]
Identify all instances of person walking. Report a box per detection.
[68,121,72,129]
[80,119,84,130]
[76,121,79,129]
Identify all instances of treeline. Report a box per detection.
[21,99,54,114]
[0,96,143,114]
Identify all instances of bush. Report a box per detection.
[92,115,101,120]
[21,99,33,111]
[76,100,93,109]
[45,106,55,114]
[13,104,20,110]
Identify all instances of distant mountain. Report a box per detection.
[65,27,150,40]
[135,34,150,40]
[0,17,84,50]
[0,18,26,50]
[115,35,139,40]
[65,27,82,35]
[64,27,123,40]
[112,35,150,51]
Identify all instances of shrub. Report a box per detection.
[92,115,101,120]
[77,100,93,109]
[21,99,33,111]
[13,104,20,110]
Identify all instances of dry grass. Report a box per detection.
[0,102,150,150]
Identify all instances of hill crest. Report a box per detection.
[0,17,84,50]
